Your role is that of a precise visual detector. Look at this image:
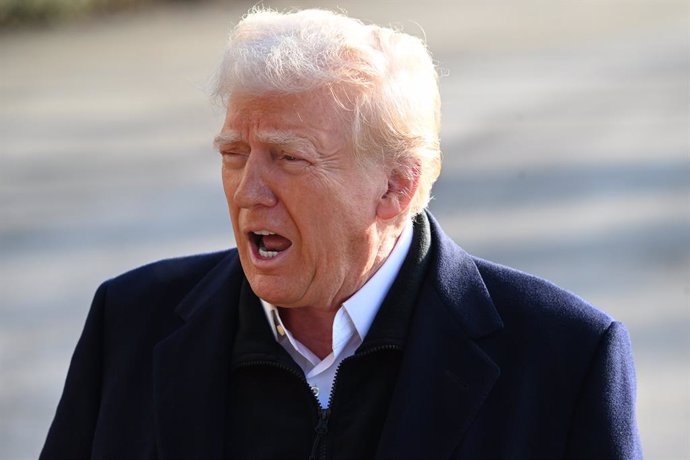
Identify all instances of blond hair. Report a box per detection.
[214,8,442,214]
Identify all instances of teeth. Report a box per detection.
[258,248,279,258]
[252,230,281,259]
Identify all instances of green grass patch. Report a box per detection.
[0,0,160,28]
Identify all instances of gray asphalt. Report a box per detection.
[1,1,688,458]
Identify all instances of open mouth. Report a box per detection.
[250,230,293,259]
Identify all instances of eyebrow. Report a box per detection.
[213,130,317,152]
[213,132,241,149]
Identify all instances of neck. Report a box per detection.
[278,306,336,359]
[279,218,409,360]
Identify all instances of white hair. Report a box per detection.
[214,8,442,215]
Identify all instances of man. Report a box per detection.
[41,8,641,459]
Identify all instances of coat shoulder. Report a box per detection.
[472,256,613,336]
[98,249,240,322]
[106,249,237,295]
[109,249,237,288]
[461,256,641,458]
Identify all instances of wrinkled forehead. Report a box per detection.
[224,89,351,134]
[226,86,355,123]
[216,90,358,157]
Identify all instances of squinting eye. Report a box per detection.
[283,155,298,161]
[220,151,247,167]
[220,150,244,157]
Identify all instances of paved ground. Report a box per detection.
[1,0,688,458]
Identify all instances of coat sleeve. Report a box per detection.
[40,282,108,460]
[565,321,643,459]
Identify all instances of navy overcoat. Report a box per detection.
[41,213,642,459]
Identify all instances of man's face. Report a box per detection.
[216,91,391,311]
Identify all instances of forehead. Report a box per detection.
[222,91,350,143]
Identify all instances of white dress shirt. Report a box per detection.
[261,221,413,408]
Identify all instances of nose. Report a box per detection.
[231,153,278,209]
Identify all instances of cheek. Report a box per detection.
[221,173,239,204]
[312,201,370,249]
[222,179,243,234]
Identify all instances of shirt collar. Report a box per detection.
[260,220,414,343]
[342,220,413,341]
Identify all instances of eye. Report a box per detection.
[277,150,308,164]
[277,152,310,173]
[220,150,248,168]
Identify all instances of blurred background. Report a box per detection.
[1,0,688,458]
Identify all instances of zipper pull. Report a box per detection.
[315,408,330,434]
[308,408,331,460]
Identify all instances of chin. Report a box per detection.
[246,275,298,306]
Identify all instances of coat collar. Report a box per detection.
[375,212,503,459]
[425,211,503,339]
[152,251,242,460]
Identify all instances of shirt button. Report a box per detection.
[310,384,319,397]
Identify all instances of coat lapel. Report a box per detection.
[376,213,503,459]
[152,252,243,460]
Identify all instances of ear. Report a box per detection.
[376,166,419,221]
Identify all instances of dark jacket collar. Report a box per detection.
[229,277,299,370]
[360,212,433,350]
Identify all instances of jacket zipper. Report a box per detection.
[233,360,327,458]
[236,343,402,460]
[311,343,402,460]
[326,343,401,410]
[308,407,331,460]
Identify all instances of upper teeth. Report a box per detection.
[254,230,275,236]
